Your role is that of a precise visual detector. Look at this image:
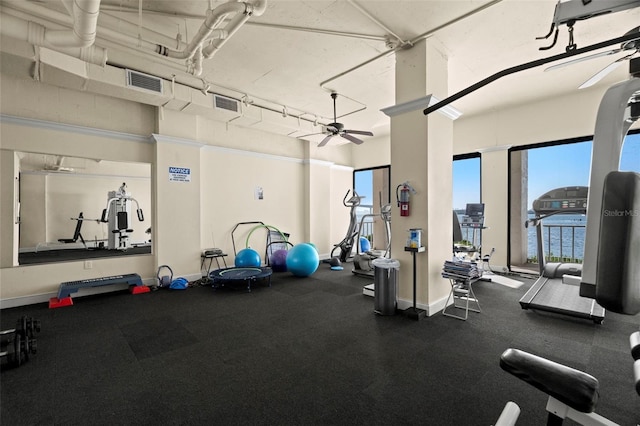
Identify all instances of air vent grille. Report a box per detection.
[126,69,163,94]
[214,94,240,113]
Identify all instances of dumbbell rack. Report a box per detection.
[0,316,41,368]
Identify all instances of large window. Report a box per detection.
[509,130,639,272]
[353,166,390,251]
[453,154,481,245]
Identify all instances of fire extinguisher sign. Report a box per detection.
[169,166,191,182]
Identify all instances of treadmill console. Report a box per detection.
[461,203,485,228]
[532,186,588,214]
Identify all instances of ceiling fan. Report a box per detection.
[545,26,640,89]
[306,93,373,147]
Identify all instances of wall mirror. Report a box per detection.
[13,151,152,265]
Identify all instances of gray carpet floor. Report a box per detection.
[1,265,638,425]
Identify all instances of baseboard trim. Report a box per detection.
[397,294,450,317]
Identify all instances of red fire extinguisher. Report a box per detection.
[397,184,411,217]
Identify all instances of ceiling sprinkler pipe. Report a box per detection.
[249,0,268,17]
[161,2,247,60]
[202,13,250,58]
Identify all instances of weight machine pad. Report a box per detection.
[500,348,599,413]
[631,331,640,361]
[595,171,640,315]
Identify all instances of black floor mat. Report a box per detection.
[120,315,198,360]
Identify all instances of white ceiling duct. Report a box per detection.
[0,10,106,66]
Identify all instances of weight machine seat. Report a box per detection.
[592,171,640,314]
[634,359,640,397]
[500,348,599,413]
[631,331,640,361]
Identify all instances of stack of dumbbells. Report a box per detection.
[1,316,41,368]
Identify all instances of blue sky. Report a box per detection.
[354,169,373,205]
[527,133,639,208]
[452,158,480,210]
[356,132,639,211]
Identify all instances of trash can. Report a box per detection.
[372,258,400,315]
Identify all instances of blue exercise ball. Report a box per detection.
[235,247,261,267]
[360,237,371,252]
[286,243,319,277]
[270,249,288,272]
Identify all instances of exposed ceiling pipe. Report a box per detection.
[43,0,101,48]
[202,10,250,58]
[3,0,328,128]
[320,0,505,91]
[346,0,408,47]
[0,12,107,66]
[155,0,266,61]
[98,4,387,42]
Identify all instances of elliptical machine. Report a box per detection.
[331,189,364,262]
[353,202,392,277]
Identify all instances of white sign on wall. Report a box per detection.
[169,166,191,182]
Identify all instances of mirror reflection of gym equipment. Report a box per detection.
[18,176,151,265]
[100,182,145,250]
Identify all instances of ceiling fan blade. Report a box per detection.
[343,129,374,137]
[317,134,334,147]
[544,49,620,72]
[340,133,364,145]
[578,53,634,89]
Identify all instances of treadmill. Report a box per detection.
[519,186,605,324]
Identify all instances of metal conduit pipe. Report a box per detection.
[346,0,408,46]
[320,0,504,91]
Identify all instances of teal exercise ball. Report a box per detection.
[359,237,371,252]
[286,243,319,277]
[235,247,261,267]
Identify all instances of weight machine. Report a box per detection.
[100,183,144,250]
[496,58,640,426]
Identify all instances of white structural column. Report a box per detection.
[479,147,510,271]
[153,109,203,277]
[389,38,453,314]
[304,159,332,250]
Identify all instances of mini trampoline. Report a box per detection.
[209,267,273,292]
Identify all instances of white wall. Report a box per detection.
[0,72,357,306]
[200,146,305,263]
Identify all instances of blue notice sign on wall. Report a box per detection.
[169,166,191,182]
